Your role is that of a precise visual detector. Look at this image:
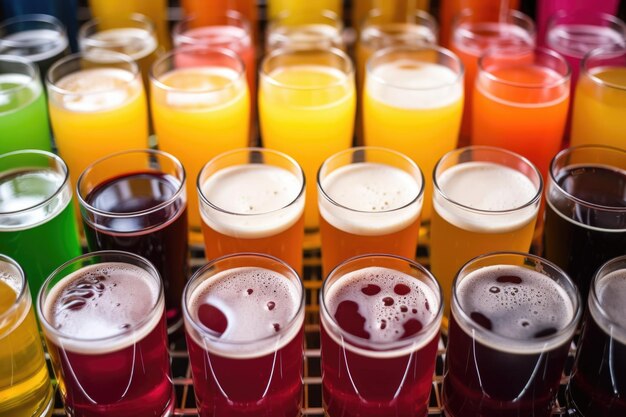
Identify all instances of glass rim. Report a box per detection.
[582,45,626,92]
[317,146,425,215]
[590,255,626,332]
[37,250,164,343]
[0,13,67,43]
[320,253,444,350]
[361,7,438,38]
[270,7,344,29]
[259,46,354,91]
[46,51,140,96]
[433,145,543,215]
[149,44,246,93]
[76,148,187,219]
[452,8,536,43]
[0,150,70,216]
[548,9,626,34]
[0,254,27,325]
[549,145,626,213]
[172,10,251,47]
[451,251,582,350]
[366,45,464,91]
[197,147,306,217]
[477,46,571,90]
[182,252,306,346]
[0,54,40,96]
[78,12,157,50]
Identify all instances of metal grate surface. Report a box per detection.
[49,242,575,416]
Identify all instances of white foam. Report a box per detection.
[366,60,462,109]
[84,28,157,61]
[200,164,304,239]
[319,162,422,236]
[434,161,539,233]
[592,269,626,344]
[1,29,68,62]
[186,267,303,358]
[53,68,140,112]
[43,263,163,355]
[322,266,440,358]
[547,25,626,59]
[454,265,576,353]
[0,73,40,110]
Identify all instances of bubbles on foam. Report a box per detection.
[366,60,462,109]
[456,265,574,342]
[325,267,438,345]
[319,162,422,236]
[594,269,626,343]
[434,161,539,233]
[200,165,304,238]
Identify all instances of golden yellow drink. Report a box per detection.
[0,257,52,417]
[429,147,542,324]
[259,48,355,241]
[151,47,250,237]
[268,0,342,19]
[364,46,463,221]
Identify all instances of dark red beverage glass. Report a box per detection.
[182,253,305,417]
[567,255,626,417]
[320,254,443,417]
[77,149,189,335]
[442,252,582,417]
[36,250,174,417]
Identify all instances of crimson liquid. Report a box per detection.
[185,266,304,417]
[83,172,188,332]
[320,266,441,417]
[442,265,577,417]
[42,262,174,417]
[567,267,626,417]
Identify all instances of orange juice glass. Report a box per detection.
[181,0,258,41]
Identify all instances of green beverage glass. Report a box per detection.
[0,150,81,301]
[0,55,51,154]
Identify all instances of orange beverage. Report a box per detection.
[181,0,258,40]
[450,9,534,147]
[471,47,570,178]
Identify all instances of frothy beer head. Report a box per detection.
[43,262,162,354]
[454,264,576,353]
[186,266,303,358]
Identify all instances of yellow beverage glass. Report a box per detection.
[259,48,356,246]
[571,45,626,149]
[267,0,342,19]
[364,46,463,222]
[429,146,543,325]
[47,52,149,208]
[151,46,250,240]
[0,255,53,417]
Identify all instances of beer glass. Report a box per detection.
[471,47,570,178]
[318,147,424,276]
[151,46,249,240]
[0,55,51,153]
[442,252,581,417]
[363,45,463,221]
[183,253,305,417]
[0,150,81,301]
[450,9,535,146]
[0,14,69,76]
[259,48,355,246]
[0,255,53,417]
[320,254,443,417]
[543,145,626,305]
[571,45,626,149]
[37,251,174,417]
[267,0,342,19]
[266,9,344,52]
[47,51,149,206]
[77,149,188,334]
[430,146,542,322]
[567,255,626,417]
[198,148,305,274]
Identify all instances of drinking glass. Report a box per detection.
[267,0,342,19]
[266,9,344,52]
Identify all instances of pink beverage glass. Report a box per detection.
[320,254,443,417]
[442,252,582,417]
[37,251,174,417]
[566,255,626,417]
[450,9,535,147]
[183,253,305,417]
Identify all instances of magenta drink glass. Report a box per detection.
[320,254,443,417]
[37,250,174,417]
[442,252,581,417]
[77,149,188,335]
[183,253,305,417]
[566,255,626,417]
